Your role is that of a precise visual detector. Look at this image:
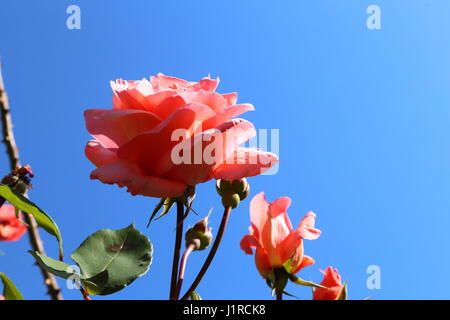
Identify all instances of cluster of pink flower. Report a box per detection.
[0,74,345,300]
[82,74,345,300]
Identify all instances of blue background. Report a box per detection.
[1,0,449,300]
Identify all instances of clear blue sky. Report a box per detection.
[1,0,450,300]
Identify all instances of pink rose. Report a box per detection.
[0,204,27,242]
[313,267,344,300]
[240,192,321,278]
[85,74,278,198]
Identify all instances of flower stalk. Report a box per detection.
[276,289,283,300]
[181,205,232,300]
[169,201,184,299]
[174,243,195,300]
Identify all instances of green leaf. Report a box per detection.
[0,184,63,259]
[337,281,348,300]
[288,273,327,289]
[29,251,77,280]
[71,224,153,295]
[190,291,202,300]
[0,272,23,300]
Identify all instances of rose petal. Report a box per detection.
[216,119,257,160]
[296,212,321,240]
[191,77,220,92]
[159,128,221,185]
[85,109,162,148]
[261,209,292,266]
[249,192,270,242]
[211,148,279,181]
[255,247,272,278]
[0,205,26,242]
[150,73,190,90]
[90,160,187,198]
[0,204,17,221]
[222,92,238,106]
[180,90,227,113]
[240,234,260,255]
[117,103,216,176]
[111,79,155,110]
[291,254,315,274]
[270,197,292,219]
[314,267,343,300]
[203,104,254,129]
[150,94,188,120]
[85,140,119,167]
[157,119,256,185]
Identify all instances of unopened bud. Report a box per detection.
[239,184,250,201]
[185,216,213,251]
[1,165,34,195]
[215,179,232,197]
[216,179,250,209]
[232,178,250,201]
[231,179,247,194]
[221,190,240,209]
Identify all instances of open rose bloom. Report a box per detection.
[85,74,278,198]
[240,192,321,278]
[313,267,345,300]
[0,204,27,242]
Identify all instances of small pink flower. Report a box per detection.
[240,192,321,278]
[0,295,4,300]
[0,204,27,242]
[313,267,344,300]
[85,74,278,198]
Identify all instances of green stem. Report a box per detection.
[276,289,283,300]
[0,67,62,300]
[181,206,232,300]
[175,243,195,300]
[169,201,184,299]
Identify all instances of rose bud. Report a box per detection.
[216,178,250,209]
[313,267,345,300]
[231,179,247,194]
[221,190,240,209]
[1,165,34,195]
[215,179,232,196]
[185,215,213,251]
[233,178,250,200]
